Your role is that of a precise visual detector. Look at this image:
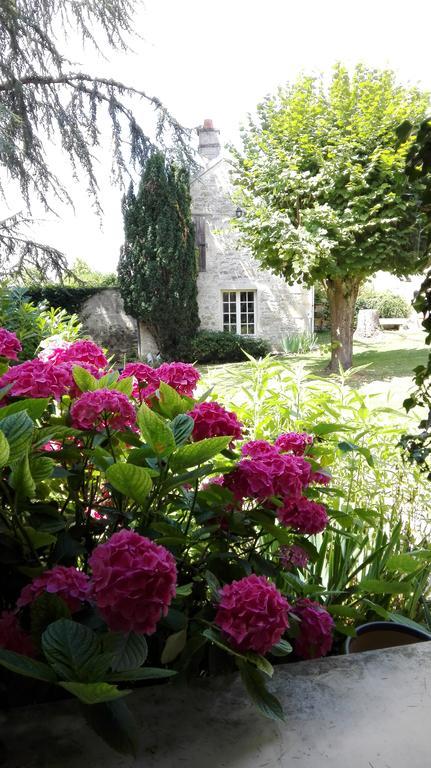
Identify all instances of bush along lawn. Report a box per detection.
[0,329,430,756]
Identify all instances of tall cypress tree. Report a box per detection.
[118,152,200,359]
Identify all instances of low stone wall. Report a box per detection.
[2,642,430,767]
[79,289,138,360]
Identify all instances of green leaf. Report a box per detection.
[313,423,353,436]
[202,628,273,675]
[0,429,10,466]
[387,552,431,574]
[270,639,293,656]
[0,648,57,683]
[9,453,36,498]
[237,660,284,722]
[387,612,431,635]
[106,462,152,505]
[171,436,231,470]
[0,398,49,421]
[171,413,195,446]
[30,593,71,651]
[137,402,176,456]
[30,455,55,481]
[72,365,97,392]
[158,381,190,418]
[42,619,100,681]
[59,681,130,705]
[23,526,56,549]
[161,628,187,664]
[107,667,177,682]
[109,632,148,672]
[355,579,412,595]
[114,376,134,396]
[81,699,139,757]
[96,371,120,389]
[175,583,193,597]
[0,410,34,463]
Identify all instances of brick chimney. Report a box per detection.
[197,119,221,161]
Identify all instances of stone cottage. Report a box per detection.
[190,120,313,349]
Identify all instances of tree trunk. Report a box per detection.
[326,277,361,372]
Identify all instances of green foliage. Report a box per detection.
[206,354,431,631]
[25,285,101,316]
[282,331,319,355]
[0,285,81,359]
[190,330,270,363]
[356,289,411,320]
[233,64,429,369]
[65,259,118,288]
[118,152,200,359]
[399,118,431,472]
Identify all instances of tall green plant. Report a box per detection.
[118,152,200,359]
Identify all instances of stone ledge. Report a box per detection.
[2,642,430,767]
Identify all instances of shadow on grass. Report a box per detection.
[304,345,428,383]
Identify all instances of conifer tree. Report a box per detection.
[118,152,199,359]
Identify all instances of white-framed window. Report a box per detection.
[222,290,256,335]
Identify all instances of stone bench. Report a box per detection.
[2,642,431,767]
[379,317,408,330]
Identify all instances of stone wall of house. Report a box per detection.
[79,289,139,360]
[191,158,313,350]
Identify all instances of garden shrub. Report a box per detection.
[190,330,270,363]
[355,288,411,320]
[0,326,429,756]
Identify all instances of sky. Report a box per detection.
[19,0,431,273]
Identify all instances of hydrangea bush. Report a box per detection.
[0,331,335,755]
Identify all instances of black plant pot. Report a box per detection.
[345,621,431,654]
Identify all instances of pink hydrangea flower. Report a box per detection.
[241,440,279,458]
[275,432,313,456]
[215,574,290,655]
[0,359,71,399]
[157,362,200,397]
[0,328,22,360]
[310,469,331,485]
[89,529,177,635]
[119,362,160,401]
[277,496,328,534]
[17,566,90,613]
[70,388,136,431]
[0,611,35,656]
[225,452,310,501]
[279,544,309,570]
[42,339,108,369]
[189,401,243,446]
[291,598,334,659]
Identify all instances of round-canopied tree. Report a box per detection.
[232,65,430,370]
[118,151,200,359]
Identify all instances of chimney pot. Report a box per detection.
[203,119,214,129]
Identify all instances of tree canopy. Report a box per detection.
[0,0,192,281]
[232,64,430,369]
[118,151,200,359]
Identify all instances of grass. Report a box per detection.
[200,330,429,408]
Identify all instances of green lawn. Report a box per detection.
[200,330,429,407]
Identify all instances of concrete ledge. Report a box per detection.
[1,643,431,767]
